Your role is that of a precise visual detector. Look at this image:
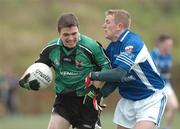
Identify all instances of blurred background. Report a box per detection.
[0,0,180,129]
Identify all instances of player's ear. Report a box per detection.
[116,22,123,31]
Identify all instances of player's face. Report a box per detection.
[103,14,119,41]
[160,39,173,54]
[60,26,79,48]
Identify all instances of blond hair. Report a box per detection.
[105,9,131,29]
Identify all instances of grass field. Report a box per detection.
[0,112,180,129]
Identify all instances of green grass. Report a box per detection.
[0,112,179,129]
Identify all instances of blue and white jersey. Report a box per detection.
[150,48,172,83]
[106,30,165,101]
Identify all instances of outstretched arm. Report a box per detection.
[90,67,127,82]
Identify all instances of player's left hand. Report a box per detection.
[19,73,40,90]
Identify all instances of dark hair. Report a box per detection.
[157,34,173,44]
[57,13,79,32]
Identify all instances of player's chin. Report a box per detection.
[67,42,77,48]
[104,32,110,39]
[105,35,112,40]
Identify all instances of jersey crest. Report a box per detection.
[125,45,133,53]
[76,60,83,69]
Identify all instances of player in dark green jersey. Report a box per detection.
[19,13,111,129]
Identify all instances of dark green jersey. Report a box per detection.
[36,34,111,96]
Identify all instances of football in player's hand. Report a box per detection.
[20,63,53,90]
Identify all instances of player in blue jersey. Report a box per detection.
[151,34,179,129]
[85,9,167,129]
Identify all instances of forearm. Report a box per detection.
[100,82,118,97]
[90,67,127,82]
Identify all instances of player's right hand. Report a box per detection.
[19,73,40,90]
[83,85,107,111]
[83,84,99,107]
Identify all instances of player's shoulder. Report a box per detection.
[78,34,100,50]
[150,48,160,57]
[41,38,59,52]
[79,34,98,44]
[47,38,59,46]
[122,31,144,52]
[126,31,144,45]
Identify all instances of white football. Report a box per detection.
[24,63,53,89]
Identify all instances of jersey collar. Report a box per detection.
[117,29,130,43]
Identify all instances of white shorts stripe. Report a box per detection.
[156,93,167,125]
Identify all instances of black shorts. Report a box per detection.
[52,92,98,129]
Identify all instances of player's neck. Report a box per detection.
[113,29,125,42]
